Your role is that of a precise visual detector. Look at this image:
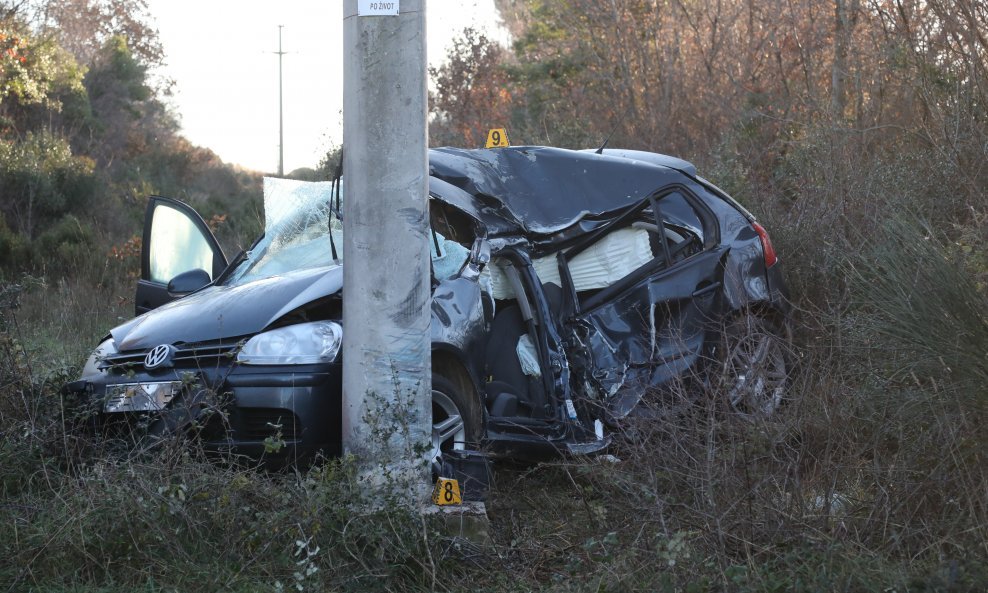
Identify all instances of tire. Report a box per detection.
[716,313,792,417]
[430,374,482,465]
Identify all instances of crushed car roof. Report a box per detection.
[428,146,691,235]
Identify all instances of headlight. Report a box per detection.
[237,321,342,365]
[82,338,117,378]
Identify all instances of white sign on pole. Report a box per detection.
[358,0,399,15]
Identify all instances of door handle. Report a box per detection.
[692,281,721,298]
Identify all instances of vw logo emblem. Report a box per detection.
[144,344,174,370]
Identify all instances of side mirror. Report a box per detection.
[459,238,491,282]
[167,268,211,297]
[469,237,490,267]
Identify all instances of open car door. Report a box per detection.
[135,196,227,316]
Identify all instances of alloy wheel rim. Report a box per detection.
[725,328,788,416]
[431,389,466,464]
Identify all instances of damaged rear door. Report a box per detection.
[558,186,727,419]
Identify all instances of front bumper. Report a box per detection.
[62,361,343,464]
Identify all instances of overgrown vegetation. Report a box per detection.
[0,0,263,280]
[2,0,987,590]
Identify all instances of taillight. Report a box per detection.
[752,222,778,268]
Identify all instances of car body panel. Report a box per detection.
[584,148,698,177]
[430,146,685,235]
[429,274,488,374]
[575,246,728,418]
[114,266,343,351]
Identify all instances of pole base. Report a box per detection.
[423,500,492,546]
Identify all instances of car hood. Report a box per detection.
[111,265,343,351]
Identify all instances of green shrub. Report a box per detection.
[0,131,97,239]
[32,214,97,272]
[0,212,27,270]
[847,215,988,410]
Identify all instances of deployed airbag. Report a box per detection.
[488,227,653,299]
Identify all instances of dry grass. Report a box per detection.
[1,130,987,592]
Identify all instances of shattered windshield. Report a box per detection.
[222,177,474,288]
[225,177,342,286]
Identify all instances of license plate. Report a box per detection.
[104,381,182,413]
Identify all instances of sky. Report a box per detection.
[148,0,505,174]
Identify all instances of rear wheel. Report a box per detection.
[431,374,482,465]
[718,313,791,416]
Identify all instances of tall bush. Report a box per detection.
[0,130,96,240]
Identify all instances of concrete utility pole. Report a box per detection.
[275,25,286,177]
[341,0,431,488]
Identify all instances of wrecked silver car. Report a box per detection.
[62,146,790,463]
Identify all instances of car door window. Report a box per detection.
[148,203,217,284]
[650,191,705,265]
[659,192,704,240]
[137,197,227,315]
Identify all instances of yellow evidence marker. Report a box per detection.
[432,477,462,505]
[485,128,510,148]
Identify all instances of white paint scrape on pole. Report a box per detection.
[342,0,431,487]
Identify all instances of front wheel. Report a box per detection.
[431,374,482,465]
[717,313,792,417]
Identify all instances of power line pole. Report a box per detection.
[275,24,285,177]
[342,0,430,489]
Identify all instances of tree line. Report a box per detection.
[6,0,987,277]
[0,0,259,276]
[431,0,988,220]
